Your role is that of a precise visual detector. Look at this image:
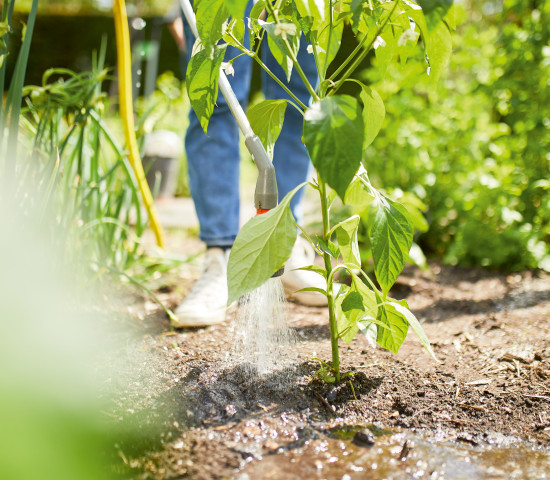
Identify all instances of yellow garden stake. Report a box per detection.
[113,0,165,248]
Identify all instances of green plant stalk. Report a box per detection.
[322,0,334,77]
[1,0,37,172]
[102,264,178,324]
[251,54,305,112]
[327,22,373,83]
[264,0,319,102]
[0,0,16,153]
[329,0,399,96]
[227,31,306,112]
[318,172,340,382]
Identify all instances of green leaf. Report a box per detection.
[369,194,413,294]
[387,300,437,360]
[227,184,304,303]
[0,20,10,37]
[186,43,227,133]
[248,2,266,43]
[374,28,398,78]
[312,4,344,76]
[336,274,378,344]
[409,8,452,84]
[344,0,364,34]
[295,286,327,296]
[304,95,364,199]
[195,0,230,49]
[358,321,377,347]
[344,172,374,209]
[294,0,325,22]
[393,191,428,233]
[316,235,340,258]
[336,289,361,344]
[223,0,249,21]
[317,369,336,383]
[223,17,245,46]
[296,264,327,279]
[260,19,300,81]
[394,11,420,65]
[247,100,287,160]
[360,85,385,148]
[416,0,453,32]
[331,215,361,268]
[426,20,452,84]
[4,0,38,163]
[249,0,266,20]
[375,298,409,354]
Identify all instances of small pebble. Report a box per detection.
[352,429,375,447]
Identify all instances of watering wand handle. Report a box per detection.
[178,0,278,210]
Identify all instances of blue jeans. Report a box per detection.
[184,17,318,247]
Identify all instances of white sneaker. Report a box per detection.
[282,236,328,306]
[173,248,230,327]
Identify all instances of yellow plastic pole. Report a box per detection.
[113,0,165,248]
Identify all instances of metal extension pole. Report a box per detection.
[179,0,278,211]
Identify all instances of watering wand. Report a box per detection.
[179,0,284,277]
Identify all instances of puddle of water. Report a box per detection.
[229,278,297,375]
[240,426,550,480]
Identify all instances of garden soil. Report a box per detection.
[104,237,550,479]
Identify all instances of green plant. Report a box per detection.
[0,0,38,176]
[363,0,550,271]
[187,0,453,381]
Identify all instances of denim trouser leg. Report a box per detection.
[262,39,318,223]
[185,40,252,246]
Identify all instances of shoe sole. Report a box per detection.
[171,302,237,328]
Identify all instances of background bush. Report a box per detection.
[363,0,550,271]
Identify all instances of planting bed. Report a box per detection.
[105,241,550,479]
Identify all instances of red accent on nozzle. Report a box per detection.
[256,208,270,215]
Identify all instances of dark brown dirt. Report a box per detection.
[104,251,550,479]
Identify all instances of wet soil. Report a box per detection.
[104,245,550,479]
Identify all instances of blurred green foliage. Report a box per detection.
[15,0,174,16]
[363,0,550,271]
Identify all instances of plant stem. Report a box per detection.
[227,31,307,112]
[329,0,399,96]
[265,1,319,102]
[322,0,333,77]
[318,173,340,382]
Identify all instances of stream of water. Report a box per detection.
[229,277,297,375]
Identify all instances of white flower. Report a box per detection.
[222,62,235,76]
[307,44,314,54]
[274,22,297,41]
[373,36,386,49]
[398,29,419,46]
